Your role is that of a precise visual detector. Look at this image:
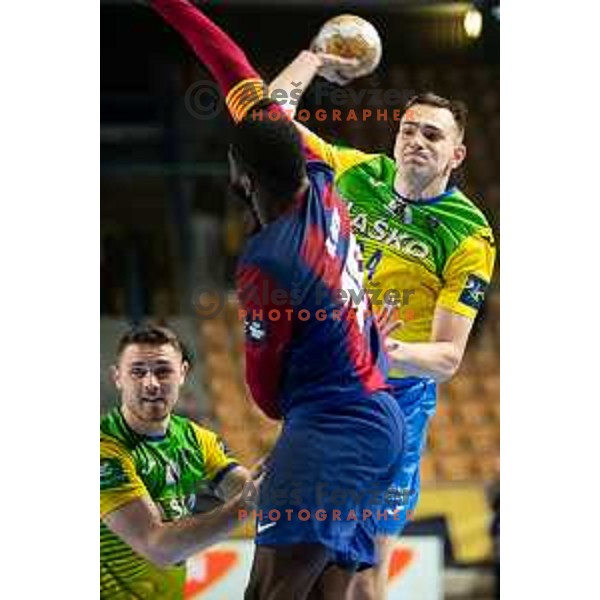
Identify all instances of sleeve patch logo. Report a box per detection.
[244,317,267,342]
[100,458,129,490]
[217,436,234,458]
[459,274,488,310]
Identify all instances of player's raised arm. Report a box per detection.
[268,50,357,118]
[151,0,269,124]
[150,0,368,175]
[269,51,375,176]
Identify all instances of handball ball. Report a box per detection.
[312,15,382,84]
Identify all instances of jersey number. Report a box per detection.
[327,208,369,332]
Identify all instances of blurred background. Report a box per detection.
[101,1,499,597]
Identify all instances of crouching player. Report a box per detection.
[100,324,254,599]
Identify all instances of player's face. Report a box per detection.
[114,343,188,425]
[394,104,466,185]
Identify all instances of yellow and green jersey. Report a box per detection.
[100,408,238,599]
[302,127,496,379]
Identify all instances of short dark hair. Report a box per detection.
[232,101,307,200]
[404,92,468,135]
[116,323,189,363]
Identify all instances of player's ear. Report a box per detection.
[451,143,466,170]
[180,360,190,385]
[240,173,253,198]
[111,365,122,390]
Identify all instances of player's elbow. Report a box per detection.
[140,530,182,568]
[138,543,177,568]
[145,548,176,569]
[435,365,457,384]
[247,383,281,420]
[436,349,463,382]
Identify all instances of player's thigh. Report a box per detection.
[244,543,330,600]
[307,564,357,600]
[346,568,376,600]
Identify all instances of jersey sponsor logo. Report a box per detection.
[100,458,129,490]
[479,230,495,247]
[388,198,413,224]
[426,215,441,230]
[165,459,181,486]
[217,436,234,459]
[348,208,431,260]
[459,274,488,310]
[244,316,267,342]
[161,494,197,520]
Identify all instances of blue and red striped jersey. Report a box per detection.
[236,152,389,420]
[150,2,389,420]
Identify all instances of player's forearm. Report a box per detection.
[146,494,250,566]
[151,0,266,121]
[387,340,463,383]
[268,51,322,118]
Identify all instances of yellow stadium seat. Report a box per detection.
[465,426,499,453]
[447,374,478,403]
[436,453,477,482]
[455,401,492,426]
[200,319,229,352]
[204,349,236,378]
[433,401,454,425]
[437,383,451,403]
[475,453,500,482]
[488,402,500,425]
[481,375,500,402]
[475,350,499,376]
[458,350,479,377]
[208,377,246,416]
[428,423,468,453]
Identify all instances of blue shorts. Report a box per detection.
[375,377,437,536]
[254,390,405,570]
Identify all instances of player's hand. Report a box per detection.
[306,44,360,86]
[238,476,261,513]
[250,455,269,480]
[237,455,268,513]
[316,54,360,86]
[376,304,404,339]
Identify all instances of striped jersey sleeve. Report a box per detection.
[437,228,496,319]
[100,436,148,518]
[191,424,240,483]
[296,123,378,178]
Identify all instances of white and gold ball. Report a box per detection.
[313,14,383,83]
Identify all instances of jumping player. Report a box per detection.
[270,52,496,598]
[149,1,405,598]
